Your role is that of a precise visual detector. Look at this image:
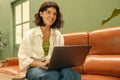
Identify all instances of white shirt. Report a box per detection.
[18,27,64,70]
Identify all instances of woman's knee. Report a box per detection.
[26,67,46,80]
[61,68,73,74]
[61,68,80,80]
[61,68,79,74]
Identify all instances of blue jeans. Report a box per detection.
[26,67,81,80]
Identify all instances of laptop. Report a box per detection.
[40,45,91,70]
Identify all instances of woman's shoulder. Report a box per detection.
[25,27,40,36]
[52,29,62,35]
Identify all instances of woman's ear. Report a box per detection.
[40,12,43,17]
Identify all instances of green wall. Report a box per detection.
[0,0,120,59]
[30,0,120,33]
[0,0,14,60]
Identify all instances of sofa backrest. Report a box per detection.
[63,32,89,73]
[83,27,120,77]
[63,32,89,45]
[89,27,120,55]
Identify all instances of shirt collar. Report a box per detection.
[35,27,42,36]
[35,27,57,36]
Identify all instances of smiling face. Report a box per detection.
[40,7,57,27]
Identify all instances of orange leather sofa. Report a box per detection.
[64,27,120,80]
[0,27,120,80]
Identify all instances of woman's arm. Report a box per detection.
[29,60,49,67]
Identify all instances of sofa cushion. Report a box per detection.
[82,74,120,80]
[83,55,120,77]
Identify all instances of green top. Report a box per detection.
[42,41,50,56]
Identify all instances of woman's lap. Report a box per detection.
[61,68,80,80]
[26,67,80,80]
[26,67,60,80]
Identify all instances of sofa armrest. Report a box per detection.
[0,57,18,67]
[0,57,26,79]
[7,57,19,66]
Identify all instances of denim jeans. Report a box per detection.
[26,67,81,80]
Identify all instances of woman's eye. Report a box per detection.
[47,11,51,14]
[53,13,57,16]
[46,11,57,16]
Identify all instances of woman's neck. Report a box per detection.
[41,26,50,32]
[40,26,51,41]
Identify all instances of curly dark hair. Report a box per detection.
[34,1,64,29]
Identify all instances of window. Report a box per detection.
[13,0,30,44]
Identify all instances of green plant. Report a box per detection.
[0,31,7,50]
[101,8,120,25]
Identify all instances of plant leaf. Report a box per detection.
[101,8,120,25]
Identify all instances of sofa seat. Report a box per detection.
[0,57,26,79]
[84,55,120,76]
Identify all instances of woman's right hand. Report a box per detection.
[29,60,49,67]
[43,59,50,66]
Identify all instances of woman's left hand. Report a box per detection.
[44,59,50,65]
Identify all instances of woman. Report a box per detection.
[18,1,80,80]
